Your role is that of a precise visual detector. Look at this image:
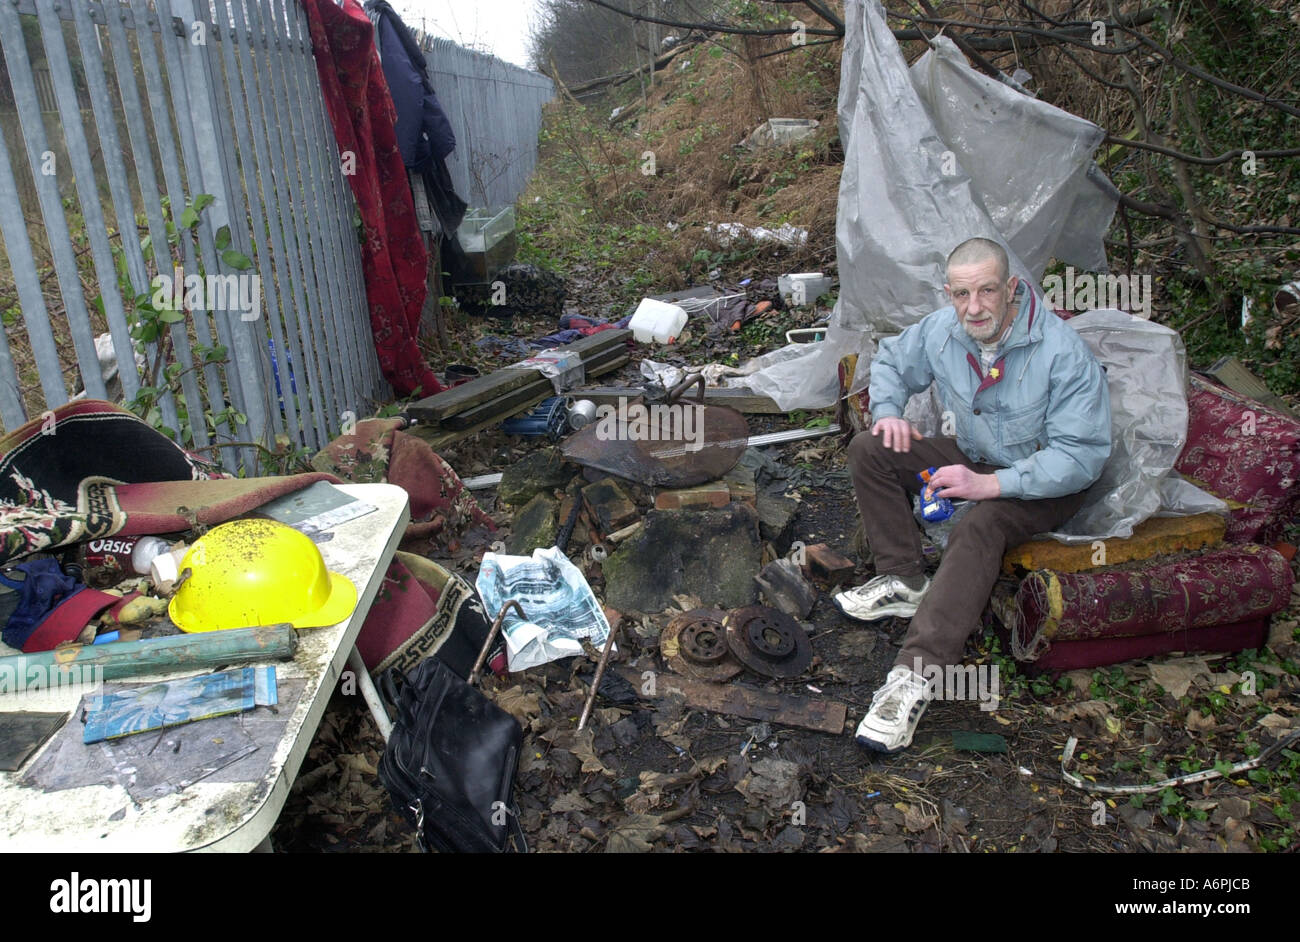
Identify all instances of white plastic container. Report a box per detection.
[629,298,688,344]
[778,272,833,306]
[149,544,190,595]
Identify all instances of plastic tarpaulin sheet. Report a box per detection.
[1043,310,1225,542]
[910,36,1118,278]
[737,0,1114,410]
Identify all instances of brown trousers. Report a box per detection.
[846,431,1088,672]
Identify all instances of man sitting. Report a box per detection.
[837,237,1112,752]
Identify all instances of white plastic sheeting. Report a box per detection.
[737,0,1114,410]
[1042,310,1225,543]
[910,37,1118,278]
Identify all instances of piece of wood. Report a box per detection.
[412,354,631,450]
[572,384,786,414]
[409,330,631,422]
[1205,356,1299,420]
[616,666,848,735]
[443,345,628,430]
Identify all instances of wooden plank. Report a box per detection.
[408,330,631,422]
[615,666,848,735]
[573,384,786,414]
[1206,356,1298,420]
[412,354,631,450]
[443,345,629,430]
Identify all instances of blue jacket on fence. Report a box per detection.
[867,283,1113,501]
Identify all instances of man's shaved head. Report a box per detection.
[947,238,1009,282]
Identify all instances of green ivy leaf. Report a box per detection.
[179,207,199,230]
[158,308,185,324]
[215,225,232,251]
[192,193,216,214]
[221,249,253,270]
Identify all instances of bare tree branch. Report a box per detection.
[1113,22,1300,120]
[1102,136,1300,167]
[751,36,841,61]
[886,12,1142,54]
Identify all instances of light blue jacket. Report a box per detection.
[868,284,1112,500]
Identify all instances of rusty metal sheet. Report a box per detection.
[561,399,749,487]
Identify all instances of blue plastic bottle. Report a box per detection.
[917,467,955,522]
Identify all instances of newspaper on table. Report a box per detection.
[476,546,612,671]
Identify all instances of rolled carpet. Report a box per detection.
[1009,544,1293,665]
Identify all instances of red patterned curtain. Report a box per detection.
[300,0,443,398]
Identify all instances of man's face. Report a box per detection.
[945,259,1018,343]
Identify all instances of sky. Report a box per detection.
[387,0,545,71]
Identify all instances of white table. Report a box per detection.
[0,482,409,852]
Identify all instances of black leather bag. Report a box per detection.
[377,657,526,853]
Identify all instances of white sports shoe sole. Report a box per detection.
[833,594,920,622]
[855,700,928,753]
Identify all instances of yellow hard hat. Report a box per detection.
[168,519,358,633]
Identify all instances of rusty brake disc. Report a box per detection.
[661,608,742,682]
[723,605,812,678]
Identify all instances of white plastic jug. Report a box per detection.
[629,298,688,344]
[778,272,833,307]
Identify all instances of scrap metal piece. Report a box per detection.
[560,374,750,488]
[661,608,742,682]
[469,599,526,687]
[577,619,620,731]
[723,605,812,678]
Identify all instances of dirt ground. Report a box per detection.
[271,393,1300,854]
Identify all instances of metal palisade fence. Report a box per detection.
[424,36,554,211]
[0,0,388,471]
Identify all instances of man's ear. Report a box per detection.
[943,282,952,300]
[1006,276,1019,296]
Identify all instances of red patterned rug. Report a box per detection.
[1176,374,1300,545]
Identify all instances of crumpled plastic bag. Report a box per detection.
[476,546,611,671]
[1043,309,1226,542]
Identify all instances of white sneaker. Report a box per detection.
[833,574,930,622]
[855,666,932,754]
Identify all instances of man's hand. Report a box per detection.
[926,464,1001,501]
[871,417,923,453]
